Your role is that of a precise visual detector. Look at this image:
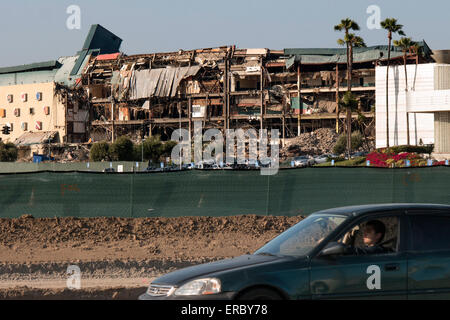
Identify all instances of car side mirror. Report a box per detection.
[319,242,346,257]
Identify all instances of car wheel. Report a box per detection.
[237,288,283,300]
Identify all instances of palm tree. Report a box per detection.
[409,42,423,145]
[393,37,415,91]
[381,18,405,148]
[393,38,417,146]
[334,19,361,93]
[335,18,365,157]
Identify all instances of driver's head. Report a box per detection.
[363,220,385,246]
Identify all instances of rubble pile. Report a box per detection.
[51,145,90,163]
[280,128,339,159]
[280,128,376,159]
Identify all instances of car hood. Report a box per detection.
[152,254,286,286]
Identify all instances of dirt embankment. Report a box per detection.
[0,215,303,299]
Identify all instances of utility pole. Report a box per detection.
[223,53,228,133]
[188,97,192,144]
[111,86,115,143]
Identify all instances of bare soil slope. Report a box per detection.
[0,215,303,299]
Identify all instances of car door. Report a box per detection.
[309,213,408,299]
[406,211,450,299]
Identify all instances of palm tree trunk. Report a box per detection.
[386,34,392,148]
[403,53,408,91]
[347,44,351,92]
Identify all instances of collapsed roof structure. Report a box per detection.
[82,35,433,144]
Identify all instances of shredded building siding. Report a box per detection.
[127,66,201,100]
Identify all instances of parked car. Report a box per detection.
[328,154,340,160]
[313,154,330,164]
[211,163,222,170]
[102,168,115,173]
[293,156,315,167]
[143,166,164,172]
[196,160,215,169]
[222,163,233,170]
[247,160,259,169]
[181,163,194,170]
[231,163,249,170]
[139,203,450,300]
[351,151,369,158]
[164,165,181,172]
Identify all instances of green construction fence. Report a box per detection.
[0,167,448,218]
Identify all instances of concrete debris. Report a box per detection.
[281,128,339,158]
[281,128,375,159]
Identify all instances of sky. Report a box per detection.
[0,0,448,67]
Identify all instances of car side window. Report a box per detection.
[336,216,399,255]
[409,215,450,252]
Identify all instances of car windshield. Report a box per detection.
[294,156,308,160]
[254,213,348,257]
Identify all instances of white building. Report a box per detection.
[376,60,450,159]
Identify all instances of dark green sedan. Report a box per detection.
[139,203,450,300]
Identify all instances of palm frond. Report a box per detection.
[381,18,404,35]
[394,37,415,52]
[334,18,360,32]
[353,35,366,48]
[343,33,366,48]
[337,38,345,46]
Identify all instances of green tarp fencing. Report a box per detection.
[0,162,149,173]
[0,167,448,218]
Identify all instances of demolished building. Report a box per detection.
[83,37,434,145]
[0,24,436,158]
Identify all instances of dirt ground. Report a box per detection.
[0,215,303,299]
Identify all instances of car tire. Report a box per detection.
[237,288,283,300]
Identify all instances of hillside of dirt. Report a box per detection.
[0,215,304,299]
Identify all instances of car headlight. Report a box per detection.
[174,278,221,296]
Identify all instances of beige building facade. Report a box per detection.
[0,82,66,144]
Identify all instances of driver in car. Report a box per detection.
[342,220,390,255]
